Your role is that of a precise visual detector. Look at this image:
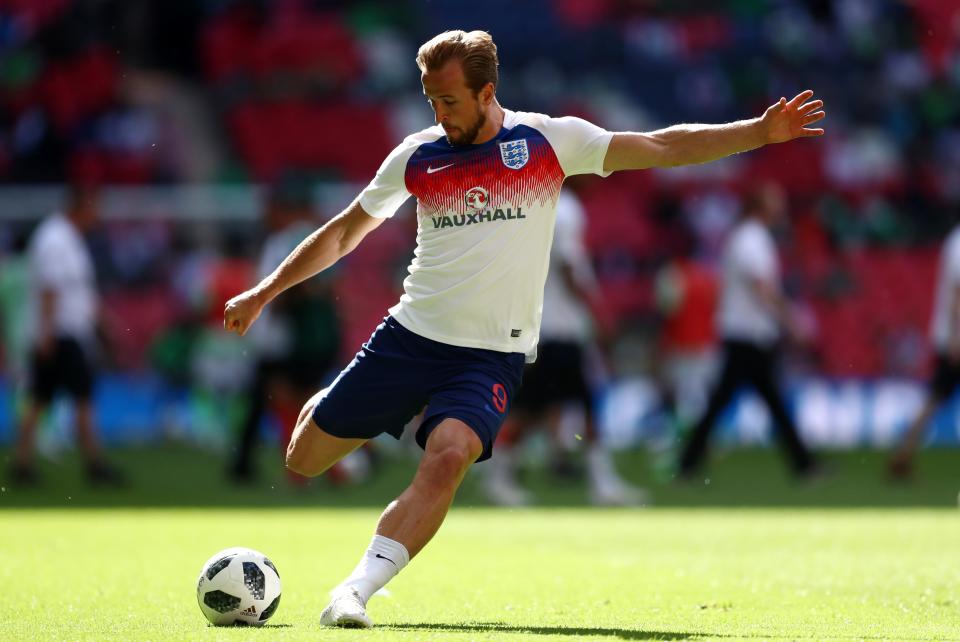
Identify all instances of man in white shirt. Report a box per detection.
[223,30,825,627]
[677,184,818,479]
[888,221,960,479]
[483,188,646,506]
[9,186,125,487]
[228,183,342,485]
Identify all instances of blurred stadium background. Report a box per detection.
[1,0,959,502]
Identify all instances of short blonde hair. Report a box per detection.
[416,30,498,94]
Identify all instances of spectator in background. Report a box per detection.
[483,188,646,507]
[678,183,820,480]
[228,180,343,485]
[888,214,960,480]
[7,185,125,486]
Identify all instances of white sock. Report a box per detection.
[337,535,410,604]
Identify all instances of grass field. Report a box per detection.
[2,447,959,641]
[1,508,958,641]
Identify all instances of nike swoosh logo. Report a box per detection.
[375,553,397,567]
[426,163,455,174]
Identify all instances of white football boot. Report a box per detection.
[320,587,372,628]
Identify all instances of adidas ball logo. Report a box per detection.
[242,605,257,615]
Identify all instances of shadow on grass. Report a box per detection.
[385,622,721,639]
[384,624,942,641]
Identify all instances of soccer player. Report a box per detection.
[888,219,960,479]
[223,30,825,627]
[8,185,125,487]
[677,184,819,479]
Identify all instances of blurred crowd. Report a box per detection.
[1,1,959,487]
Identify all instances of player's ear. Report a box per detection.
[479,82,494,106]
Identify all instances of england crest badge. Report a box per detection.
[499,139,529,170]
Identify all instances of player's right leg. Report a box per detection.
[285,389,367,477]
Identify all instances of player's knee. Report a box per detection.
[284,438,322,477]
[420,445,474,487]
[297,391,323,427]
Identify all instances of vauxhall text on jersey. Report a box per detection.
[430,208,525,229]
[358,109,612,361]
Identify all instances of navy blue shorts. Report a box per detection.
[312,317,524,462]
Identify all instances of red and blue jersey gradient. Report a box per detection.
[404,125,564,216]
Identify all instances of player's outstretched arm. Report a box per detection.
[224,199,383,336]
[603,90,825,172]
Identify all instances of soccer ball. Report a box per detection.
[196,547,282,626]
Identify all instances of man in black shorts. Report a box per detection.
[8,186,124,486]
[889,220,960,479]
[483,189,645,506]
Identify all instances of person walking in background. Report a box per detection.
[228,180,343,485]
[223,30,825,628]
[888,216,960,480]
[483,187,646,507]
[7,185,125,487]
[678,183,819,480]
[654,227,719,430]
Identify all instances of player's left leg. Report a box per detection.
[285,389,367,477]
[321,418,482,628]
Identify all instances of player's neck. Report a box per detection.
[473,102,505,145]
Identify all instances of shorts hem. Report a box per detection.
[416,411,494,462]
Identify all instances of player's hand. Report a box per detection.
[223,289,266,336]
[761,90,825,144]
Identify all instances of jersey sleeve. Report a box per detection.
[357,139,417,219]
[539,116,614,178]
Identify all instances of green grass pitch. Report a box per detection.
[1,508,958,640]
[1,448,959,640]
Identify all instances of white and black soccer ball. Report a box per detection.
[196,547,281,626]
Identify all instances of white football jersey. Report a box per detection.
[716,219,781,345]
[26,213,98,344]
[358,109,612,361]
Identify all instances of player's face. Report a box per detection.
[422,60,490,147]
